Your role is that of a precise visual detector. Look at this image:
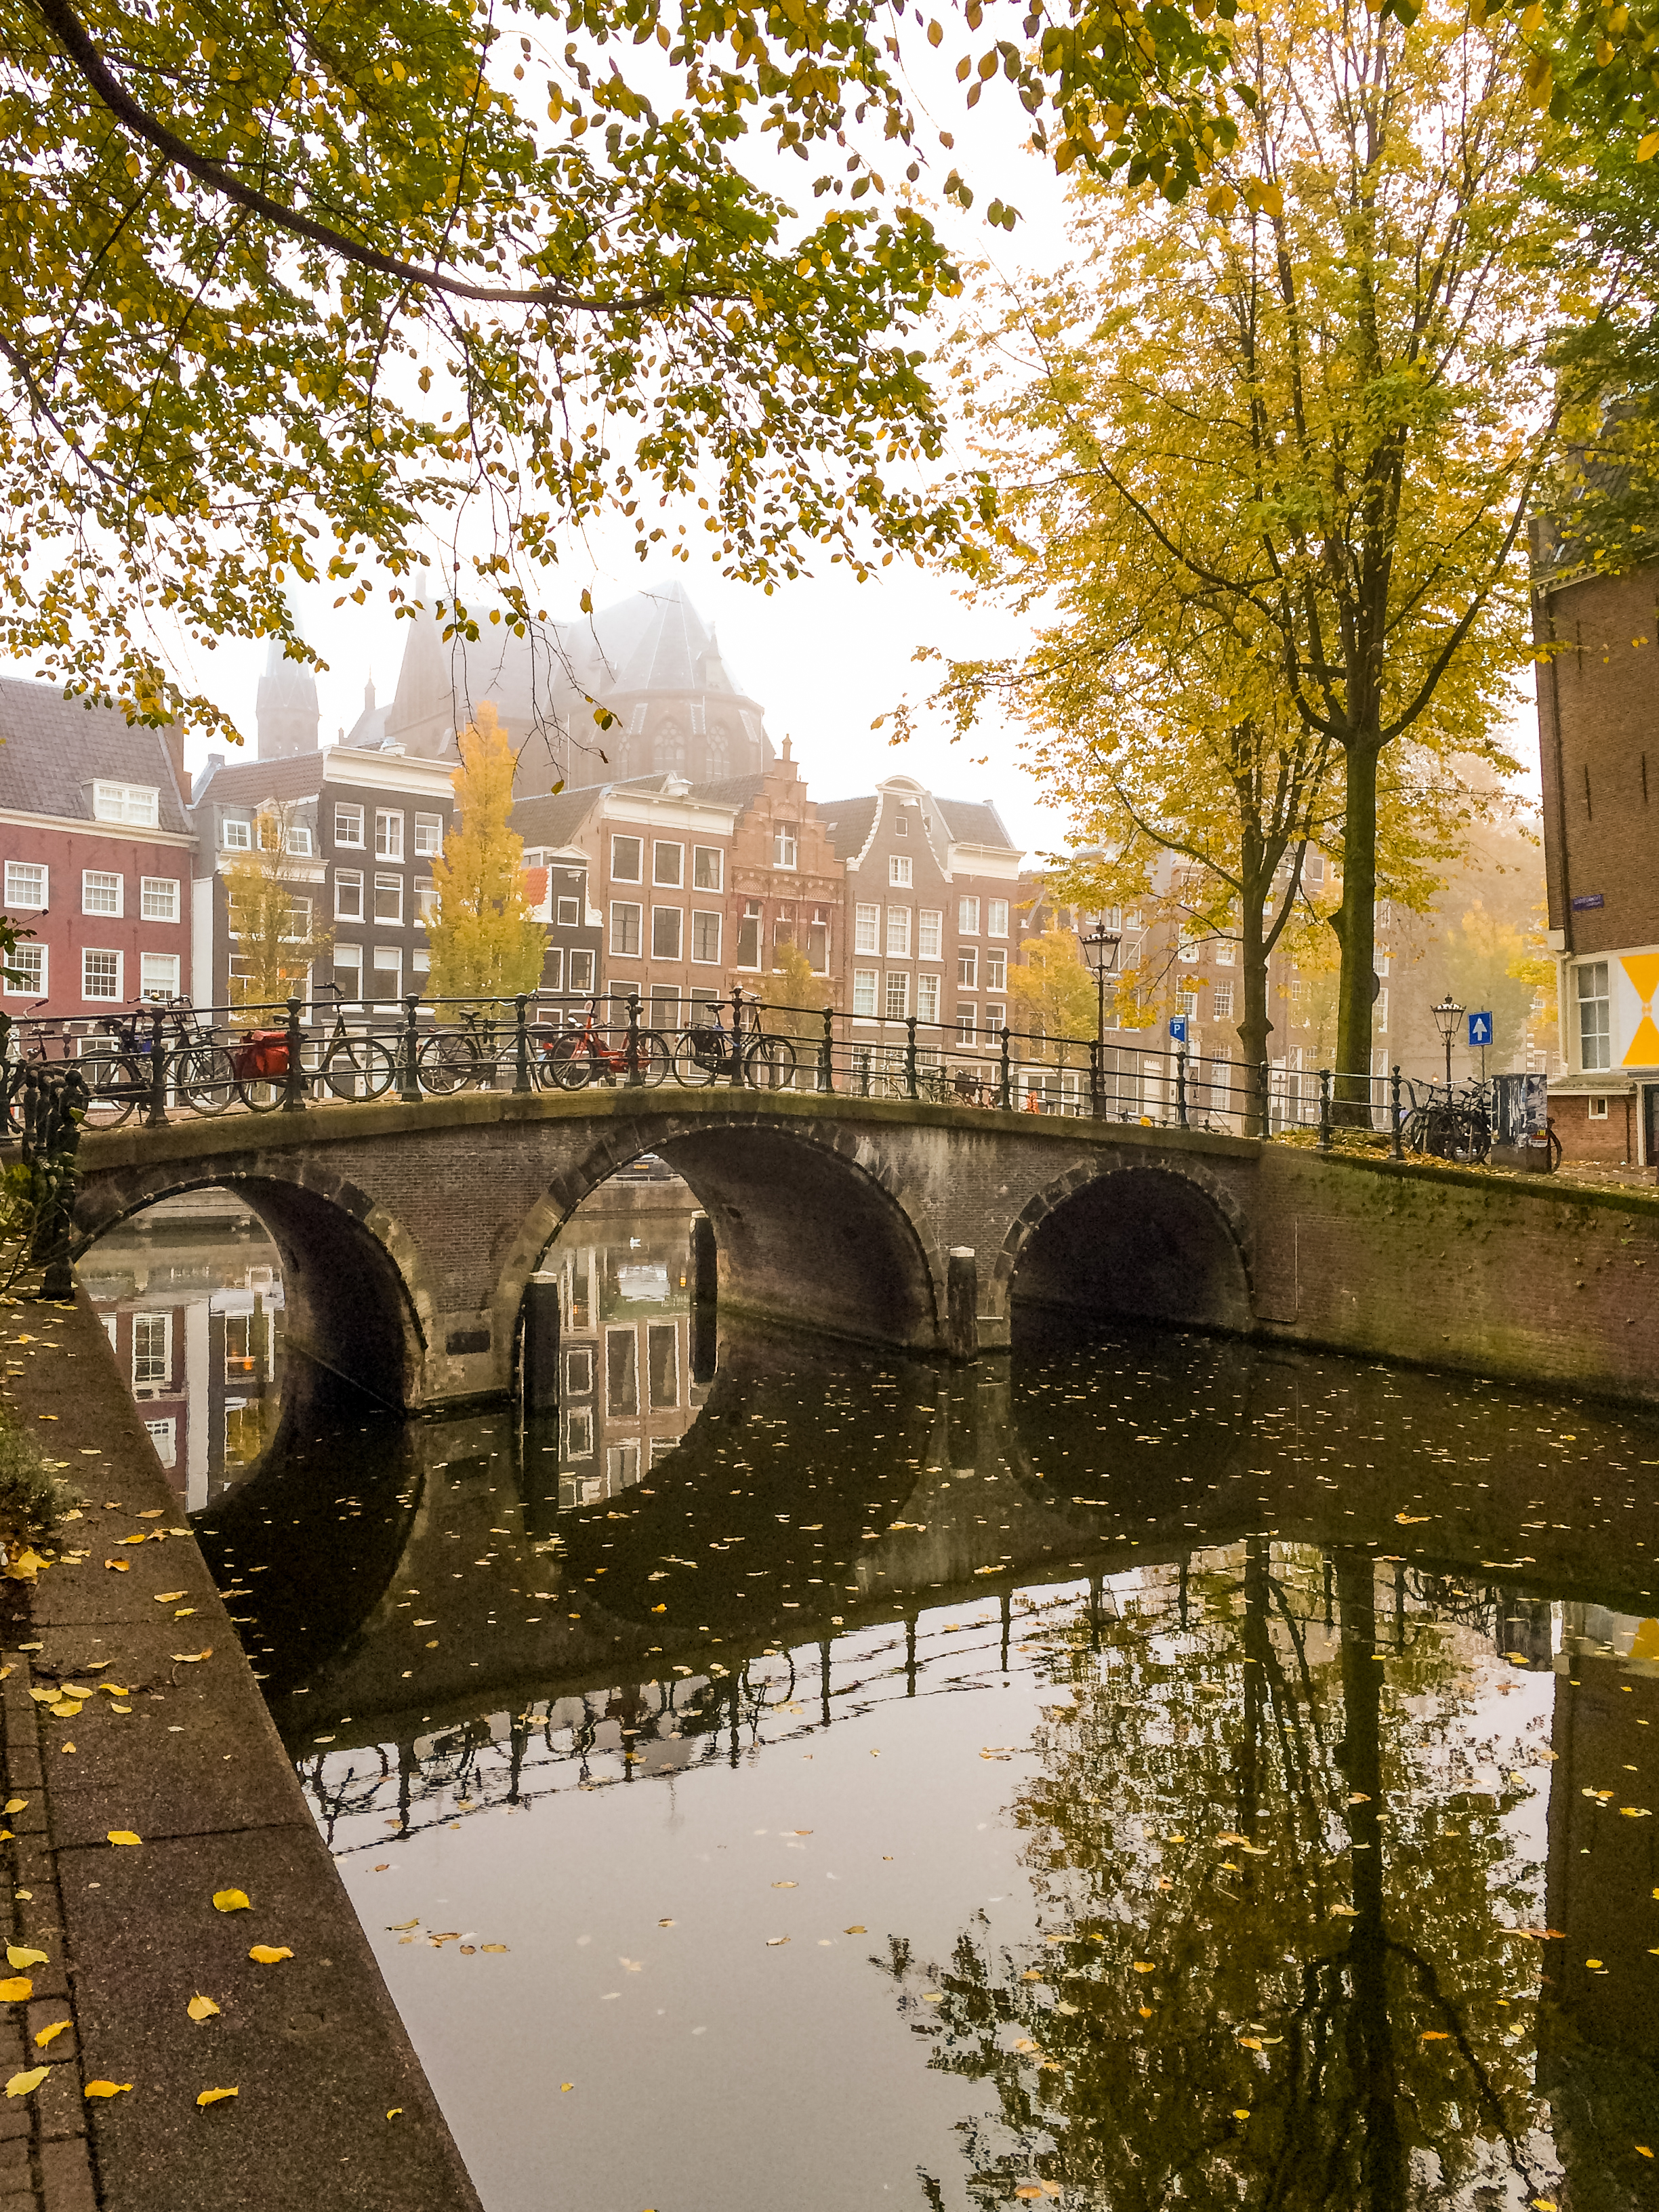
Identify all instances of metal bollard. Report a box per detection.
[520,1270,560,1414]
[1175,1048,1189,1131]
[819,1005,835,1095]
[1089,1038,1103,1121]
[905,1015,919,1100]
[946,1247,979,1362]
[729,985,747,1089]
[513,993,533,1096]
[998,1027,1012,1112]
[281,997,306,1114]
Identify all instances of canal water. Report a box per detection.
[83,1180,1659,2211]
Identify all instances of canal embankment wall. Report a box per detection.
[0,1289,480,2212]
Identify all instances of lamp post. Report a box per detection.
[1431,990,1463,1091]
[1078,912,1124,1045]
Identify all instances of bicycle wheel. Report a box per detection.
[546,1035,595,1090]
[634,1031,670,1088]
[176,1043,237,1115]
[321,1036,397,1101]
[1544,1122,1562,1172]
[744,1034,799,1091]
[672,1032,721,1087]
[417,1029,483,1097]
[235,1067,287,1113]
[79,1049,138,1128]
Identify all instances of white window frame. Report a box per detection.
[984,1002,1006,1033]
[653,841,684,888]
[918,909,942,960]
[1577,960,1611,1073]
[415,880,438,924]
[220,816,252,851]
[1212,980,1235,1021]
[987,899,1009,937]
[693,845,724,892]
[774,827,798,869]
[373,872,404,925]
[334,870,364,922]
[886,907,912,958]
[889,854,913,888]
[955,1005,977,1042]
[131,1311,171,1387]
[81,947,121,1001]
[884,971,909,1019]
[853,968,878,1018]
[81,870,122,918]
[374,809,405,861]
[958,948,978,989]
[958,897,979,935]
[332,945,363,995]
[611,835,644,884]
[651,905,683,962]
[140,952,180,999]
[568,949,596,994]
[92,782,159,827]
[1589,1095,1609,1120]
[370,945,403,1000]
[286,823,314,857]
[3,861,45,910]
[3,943,45,998]
[854,902,880,955]
[413,813,443,857]
[333,803,365,848]
[985,949,1007,993]
[140,876,179,922]
[555,895,581,928]
[691,909,722,964]
[916,971,940,1023]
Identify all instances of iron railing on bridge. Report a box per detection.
[0,989,1516,1162]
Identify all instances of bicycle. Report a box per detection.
[77,999,234,1124]
[417,1005,502,1095]
[304,983,399,1104]
[542,998,670,1090]
[1401,1078,1492,1166]
[670,1000,800,1090]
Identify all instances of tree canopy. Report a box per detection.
[426,701,545,1002]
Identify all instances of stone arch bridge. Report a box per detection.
[68,1088,1659,1410]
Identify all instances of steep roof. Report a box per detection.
[688,773,769,811]
[510,783,608,849]
[935,795,1018,851]
[191,750,327,807]
[0,679,192,832]
[255,638,319,713]
[818,796,878,861]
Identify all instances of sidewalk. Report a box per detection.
[0,1286,481,2212]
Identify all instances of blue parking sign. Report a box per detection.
[1168,1016,1188,1044]
[1467,1011,1492,1047]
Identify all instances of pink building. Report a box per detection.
[0,680,197,1024]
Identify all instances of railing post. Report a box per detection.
[281,996,306,1113]
[398,995,421,1103]
[1391,1063,1404,1161]
[1175,1048,1189,1131]
[1089,1037,1103,1122]
[1258,1059,1271,1136]
[625,990,643,1087]
[1317,1067,1333,1152]
[145,1004,170,1128]
[819,1005,835,1095]
[905,1015,919,1100]
[998,1026,1012,1112]
[512,994,533,1095]
[728,986,747,1089]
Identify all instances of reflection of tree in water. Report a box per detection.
[884,1542,1555,2210]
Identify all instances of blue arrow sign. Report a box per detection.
[1467,1011,1492,1047]
[1168,1016,1188,1044]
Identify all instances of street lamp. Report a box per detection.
[1431,990,1463,1090]
[1078,912,1124,1046]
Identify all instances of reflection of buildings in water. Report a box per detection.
[553,1191,707,1509]
[78,1189,286,1509]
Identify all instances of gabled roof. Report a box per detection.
[0,679,192,833]
[192,750,327,808]
[688,773,769,811]
[935,796,1018,851]
[510,783,609,849]
[818,796,878,861]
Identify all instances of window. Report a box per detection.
[894,811,908,836]
[1177,927,1200,964]
[692,909,722,964]
[286,823,313,857]
[373,873,403,924]
[884,972,909,1019]
[1589,1095,1609,1120]
[413,813,443,857]
[333,803,364,847]
[693,846,723,892]
[371,945,402,998]
[332,944,363,994]
[568,949,596,994]
[140,877,178,922]
[4,944,44,998]
[82,949,121,1000]
[889,854,912,888]
[92,782,157,827]
[1376,987,1388,1033]
[334,870,364,922]
[132,1312,171,1387]
[651,906,682,961]
[774,826,798,869]
[987,899,1009,937]
[1177,987,1199,1023]
[1578,960,1611,1071]
[140,952,180,999]
[956,948,979,991]
[853,968,878,1018]
[808,909,830,974]
[648,1321,680,1410]
[956,1006,977,1042]
[611,902,642,958]
[411,947,430,977]
[555,895,581,927]
[607,1328,639,1417]
[918,909,943,961]
[985,949,1006,992]
[375,810,404,861]
[144,1418,177,1469]
[541,947,565,994]
[1212,981,1234,1020]
[854,903,880,955]
[958,897,979,935]
[81,870,121,917]
[985,1001,1006,1033]
[415,880,438,923]
[3,863,45,909]
[886,907,912,958]
[917,972,940,1023]
[737,901,762,969]
[611,835,643,882]
[220,815,252,851]
[1216,938,1236,966]
[653,841,683,887]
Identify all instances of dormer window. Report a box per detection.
[220,815,252,851]
[895,811,907,836]
[92,781,159,827]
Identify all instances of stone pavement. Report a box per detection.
[0,1288,481,2212]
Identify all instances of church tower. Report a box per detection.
[255,638,321,760]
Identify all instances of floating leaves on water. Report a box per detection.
[480,1944,508,1954]
[5,2068,48,2097]
[1395,1513,1431,1525]
[387,1920,419,1933]
[247,1946,293,1965]
[0,1980,31,2003]
[1240,2036,1263,2050]
[211,1890,251,1914]
[7,1948,46,1970]
[1130,1962,1155,1975]
[771,1881,797,1890]
[844,1926,866,1935]
[187,1995,220,2022]
[106,1832,141,1848]
[1330,1904,1359,1919]
[33,2022,68,2048]
[1420,2030,1450,2041]
[764,1937,789,1947]
[196,2087,237,2108]
[84,2081,131,2098]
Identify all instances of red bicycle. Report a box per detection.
[541,999,670,1090]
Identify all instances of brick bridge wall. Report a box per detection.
[68,1091,1659,1410]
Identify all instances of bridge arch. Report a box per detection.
[492,1109,945,1359]
[71,1161,430,1408]
[998,1159,1252,1338]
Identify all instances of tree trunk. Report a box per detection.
[1332,738,1382,1126]
[1237,882,1273,1137]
